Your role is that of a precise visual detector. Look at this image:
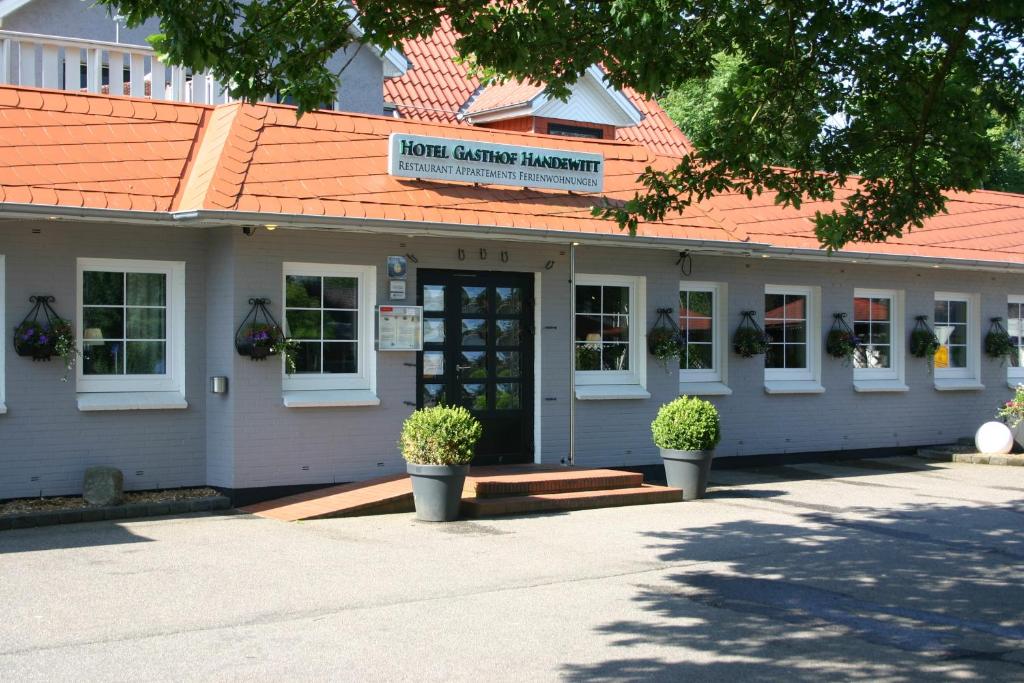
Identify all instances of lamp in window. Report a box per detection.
[83,327,104,346]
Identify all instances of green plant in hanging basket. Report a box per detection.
[986,330,1014,359]
[910,328,941,359]
[733,326,770,357]
[648,326,683,369]
[826,329,860,362]
[14,318,77,380]
[985,319,1015,360]
[239,323,299,374]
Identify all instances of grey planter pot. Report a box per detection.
[407,463,469,522]
[660,448,714,500]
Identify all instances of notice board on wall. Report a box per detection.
[377,305,423,351]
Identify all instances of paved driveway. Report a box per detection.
[1,455,1022,682]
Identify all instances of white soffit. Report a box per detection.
[469,65,643,128]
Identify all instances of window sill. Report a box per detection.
[575,385,651,401]
[1009,379,1024,390]
[764,380,825,395]
[0,402,6,415]
[853,380,909,393]
[679,381,732,396]
[77,392,188,412]
[282,389,381,408]
[934,379,985,392]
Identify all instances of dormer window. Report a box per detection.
[547,123,604,139]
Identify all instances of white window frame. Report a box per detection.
[763,284,823,394]
[933,291,981,389]
[852,288,907,392]
[1007,295,1024,388]
[281,262,377,396]
[76,258,186,396]
[574,274,648,397]
[0,254,5,414]
[679,281,730,395]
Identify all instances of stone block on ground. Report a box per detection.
[83,466,124,506]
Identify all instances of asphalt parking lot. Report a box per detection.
[1,455,1022,682]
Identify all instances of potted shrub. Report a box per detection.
[400,405,483,521]
[651,396,721,500]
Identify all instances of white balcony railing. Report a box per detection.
[0,30,232,105]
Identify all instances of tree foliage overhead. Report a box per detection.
[101,1,1024,251]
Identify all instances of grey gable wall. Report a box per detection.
[4,0,387,115]
[0,219,1018,499]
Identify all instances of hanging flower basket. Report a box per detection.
[733,311,770,357]
[12,296,77,380]
[825,312,861,363]
[648,307,684,370]
[235,298,298,373]
[985,317,1014,361]
[909,315,941,372]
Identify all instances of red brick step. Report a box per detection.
[460,484,683,518]
[470,468,643,498]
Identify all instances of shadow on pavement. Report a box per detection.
[561,499,1024,681]
[0,521,154,554]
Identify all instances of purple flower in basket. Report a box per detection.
[245,325,278,346]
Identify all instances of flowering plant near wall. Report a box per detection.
[997,385,1024,429]
[14,318,77,381]
[240,323,298,374]
[648,326,683,370]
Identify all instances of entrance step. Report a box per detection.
[461,484,683,518]
[240,475,413,521]
[242,466,683,522]
[470,468,642,498]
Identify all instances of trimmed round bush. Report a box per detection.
[400,406,483,465]
[651,396,721,451]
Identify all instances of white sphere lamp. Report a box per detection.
[975,421,1013,455]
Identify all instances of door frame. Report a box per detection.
[414,268,542,465]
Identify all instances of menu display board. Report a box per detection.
[377,305,423,351]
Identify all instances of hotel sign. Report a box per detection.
[388,134,604,192]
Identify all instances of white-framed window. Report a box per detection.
[852,288,906,391]
[933,290,978,382]
[282,263,376,397]
[574,274,648,398]
[679,281,730,395]
[1007,296,1024,387]
[76,258,185,397]
[933,292,981,388]
[0,254,5,414]
[764,284,822,393]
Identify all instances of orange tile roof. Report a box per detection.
[383,17,477,124]
[0,87,207,212]
[2,85,1024,268]
[383,22,694,157]
[463,80,545,116]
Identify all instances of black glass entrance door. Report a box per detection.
[417,270,534,465]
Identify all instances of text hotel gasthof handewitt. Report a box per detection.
[388,133,604,193]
